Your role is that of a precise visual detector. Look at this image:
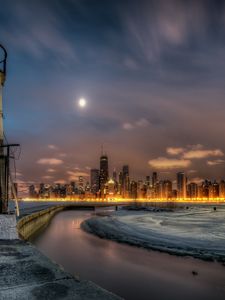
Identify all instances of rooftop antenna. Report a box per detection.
[0,44,20,216]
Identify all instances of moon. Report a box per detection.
[78,98,87,108]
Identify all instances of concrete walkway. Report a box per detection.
[0,214,122,300]
[0,239,121,299]
[0,215,18,239]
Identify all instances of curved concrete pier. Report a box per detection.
[0,206,122,299]
[17,205,65,240]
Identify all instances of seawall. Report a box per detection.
[0,205,122,299]
[17,205,65,240]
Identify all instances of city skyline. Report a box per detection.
[17,145,225,191]
[27,150,225,185]
[27,151,225,200]
[1,0,225,185]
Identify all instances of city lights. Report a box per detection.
[26,151,225,203]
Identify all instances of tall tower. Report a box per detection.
[99,148,108,196]
[90,169,100,194]
[122,165,129,197]
[152,172,158,187]
[177,172,187,198]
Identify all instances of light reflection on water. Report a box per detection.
[33,210,225,300]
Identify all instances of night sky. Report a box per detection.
[1,0,225,186]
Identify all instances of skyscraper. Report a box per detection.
[90,169,100,194]
[177,172,187,198]
[187,182,198,198]
[130,180,137,199]
[122,165,129,178]
[219,180,225,198]
[122,165,130,197]
[118,171,123,195]
[100,154,109,195]
[152,172,158,187]
[78,176,84,194]
[112,168,117,182]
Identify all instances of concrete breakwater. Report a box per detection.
[0,205,122,299]
[17,205,65,240]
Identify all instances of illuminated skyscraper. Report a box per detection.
[122,165,130,197]
[187,182,198,198]
[130,180,137,199]
[100,154,109,195]
[152,172,158,187]
[219,180,225,198]
[177,172,187,198]
[164,180,172,199]
[29,184,36,198]
[118,171,123,195]
[90,169,100,194]
[78,176,84,194]
[112,168,117,182]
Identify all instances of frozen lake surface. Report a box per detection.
[83,206,225,262]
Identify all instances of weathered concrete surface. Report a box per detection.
[17,206,65,240]
[0,215,18,239]
[0,239,122,299]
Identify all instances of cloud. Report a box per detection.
[183,149,224,159]
[1,1,76,62]
[189,177,204,184]
[166,145,224,159]
[167,147,185,155]
[123,122,134,130]
[123,118,149,130]
[54,179,66,184]
[58,153,67,157]
[148,157,191,170]
[42,175,54,179]
[135,118,149,127]
[67,170,89,181]
[187,169,197,174]
[47,168,56,173]
[37,158,63,165]
[48,144,57,150]
[207,159,225,166]
[122,0,206,62]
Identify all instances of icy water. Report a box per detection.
[33,209,225,300]
[84,206,225,262]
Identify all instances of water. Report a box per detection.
[33,210,225,300]
[84,206,225,261]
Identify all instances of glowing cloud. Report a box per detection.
[189,177,204,184]
[67,170,89,181]
[135,118,149,127]
[54,179,66,184]
[37,158,63,165]
[48,144,57,150]
[42,175,54,179]
[148,157,191,170]
[167,147,185,155]
[183,149,223,159]
[47,168,56,172]
[123,122,134,130]
[123,118,149,130]
[207,159,225,166]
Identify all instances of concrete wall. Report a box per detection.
[17,206,65,240]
